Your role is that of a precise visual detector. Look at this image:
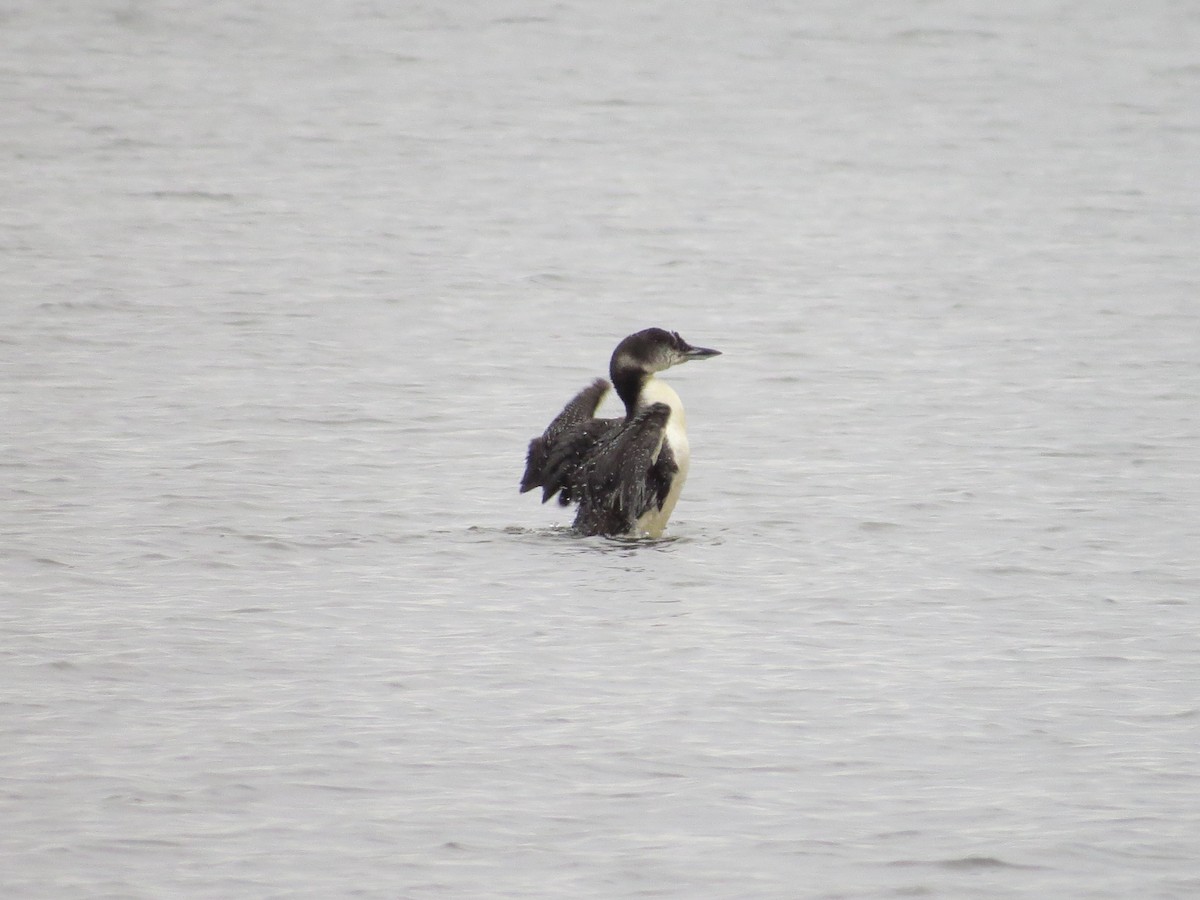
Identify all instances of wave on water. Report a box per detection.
[888,855,1047,871]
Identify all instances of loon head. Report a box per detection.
[610,328,721,415]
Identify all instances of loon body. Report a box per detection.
[520,328,720,538]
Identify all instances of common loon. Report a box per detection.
[520,327,721,538]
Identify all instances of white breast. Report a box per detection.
[634,377,689,538]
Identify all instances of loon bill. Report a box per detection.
[520,327,721,538]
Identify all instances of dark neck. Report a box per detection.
[611,366,647,419]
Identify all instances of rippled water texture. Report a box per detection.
[3,1,1199,897]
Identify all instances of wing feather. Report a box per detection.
[520,379,610,496]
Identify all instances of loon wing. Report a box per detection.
[573,402,672,537]
[520,378,611,498]
[649,439,679,510]
[539,416,622,505]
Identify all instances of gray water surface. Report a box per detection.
[3,1,1199,897]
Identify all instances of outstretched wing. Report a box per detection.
[573,403,671,536]
[520,379,611,497]
[538,416,621,505]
